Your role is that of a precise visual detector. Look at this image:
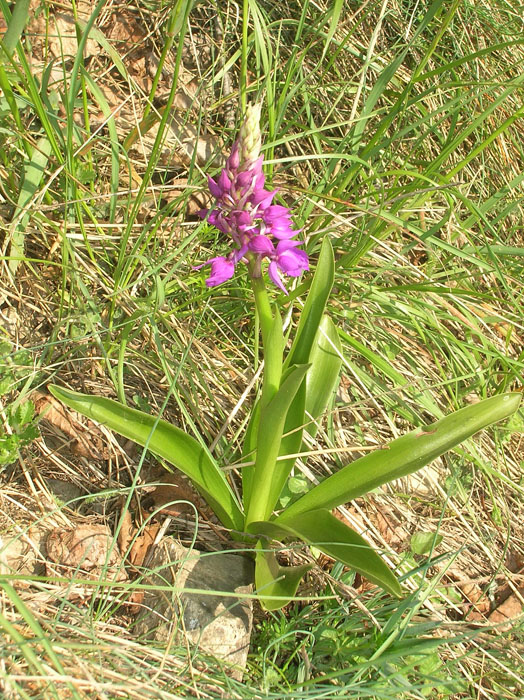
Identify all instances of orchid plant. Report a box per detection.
[50,105,521,610]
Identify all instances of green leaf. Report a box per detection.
[261,306,284,407]
[241,398,260,511]
[305,315,342,438]
[48,385,244,531]
[284,237,335,370]
[244,364,310,527]
[12,400,34,429]
[287,476,309,495]
[245,241,336,513]
[321,0,344,60]
[262,240,336,513]
[9,136,52,274]
[254,540,312,611]
[250,510,402,597]
[270,379,307,508]
[410,531,443,555]
[242,307,284,511]
[278,393,522,520]
[1,0,31,55]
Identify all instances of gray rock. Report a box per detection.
[45,478,85,507]
[0,529,47,577]
[134,538,254,679]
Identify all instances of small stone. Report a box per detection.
[0,529,47,577]
[45,478,84,507]
[134,538,254,679]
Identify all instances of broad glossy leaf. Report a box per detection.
[278,393,522,520]
[305,315,342,437]
[48,385,244,531]
[250,510,401,597]
[268,380,307,514]
[254,541,312,611]
[284,237,335,370]
[241,398,260,512]
[269,316,343,509]
[244,364,310,526]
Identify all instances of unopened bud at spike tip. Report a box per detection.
[239,103,262,167]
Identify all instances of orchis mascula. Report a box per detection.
[49,103,522,612]
[197,104,308,294]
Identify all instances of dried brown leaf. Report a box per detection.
[117,506,134,557]
[458,582,491,616]
[34,390,108,460]
[488,592,524,632]
[46,524,127,582]
[145,473,200,518]
[128,522,161,569]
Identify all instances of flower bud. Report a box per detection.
[239,103,262,167]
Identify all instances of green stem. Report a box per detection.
[250,272,273,349]
[250,263,284,406]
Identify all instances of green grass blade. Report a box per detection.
[80,67,120,223]
[321,0,344,60]
[0,0,30,55]
[9,135,52,274]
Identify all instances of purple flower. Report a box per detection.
[196,104,308,293]
[268,241,309,294]
[194,256,236,287]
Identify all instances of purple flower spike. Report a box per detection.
[195,103,308,292]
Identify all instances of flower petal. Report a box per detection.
[217,170,232,192]
[251,187,278,210]
[226,141,240,171]
[231,210,252,230]
[263,204,291,223]
[208,210,229,233]
[206,257,236,286]
[208,176,223,199]
[236,170,254,191]
[268,260,288,294]
[248,235,275,255]
[278,248,309,276]
[232,244,249,263]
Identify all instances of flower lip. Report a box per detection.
[205,256,236,286]
[268,260,288,294]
